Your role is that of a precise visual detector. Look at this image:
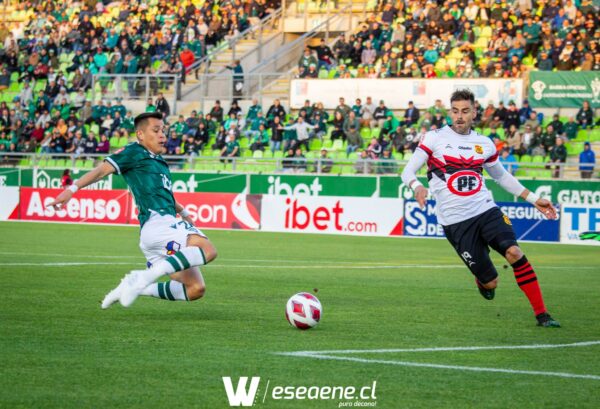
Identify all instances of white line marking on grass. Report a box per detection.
[284,340,600,355]
[286,353,600,381]
[0,262,139,267]
[277,341,600,381]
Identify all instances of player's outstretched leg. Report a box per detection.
[139,266,206,301]
[507,247,560,327]
[119,235,216,307]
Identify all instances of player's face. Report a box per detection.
[138,118,167,154]
[450,100,475,135]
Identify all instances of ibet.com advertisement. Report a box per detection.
[260,195,404,237]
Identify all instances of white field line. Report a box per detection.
[0,262,140,266]
[0,258,598,270]
[277,341,600,381]
[286,353,600,381]
[280,340,600,355]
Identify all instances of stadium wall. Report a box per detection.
[2,168,599,205]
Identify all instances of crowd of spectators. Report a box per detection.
[298,0,600,79]
[0,0,597,177]
[0,0,278,158]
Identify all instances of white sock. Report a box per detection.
[140,281,188,301]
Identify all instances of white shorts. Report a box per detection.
[139,212,207,266]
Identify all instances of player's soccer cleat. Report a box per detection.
[119,270,152,308]
[536,312,561,328]
[475,279,495,300]
[101,277,128,309]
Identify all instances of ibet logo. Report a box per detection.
[267,176,323,196]
[222,377,377,407]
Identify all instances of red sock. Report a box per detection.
[512,256,546,315]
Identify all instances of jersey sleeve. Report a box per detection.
[105,144,137,175]
[483,138,499,167]
[417,131,436,156]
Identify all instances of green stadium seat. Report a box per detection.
[370,127,381,139]
[531,155,546,167]
[252,150,263,159]
[263,150,273,158]
[519,154,532,163]
[118,138,129,147]
[273,151,284,159]
[309,138,322,151]
[360,127,371,140]
[332,139,344,151]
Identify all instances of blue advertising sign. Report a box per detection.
[403,201,559,242]
[403,200,445,238]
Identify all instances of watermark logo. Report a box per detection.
[223,377,261,407]
[222,377,377,407]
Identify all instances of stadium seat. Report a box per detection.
[252,150,263,159]
[309,138,322,151]
[519,154,532,163]
[360,127,371,140]
[531,155,546,167]
[273,151,284,159]
[370,127,381,139]
[332,139,344,151]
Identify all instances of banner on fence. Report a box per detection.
[290,78,524,109]
[402,201,560,242]
[560,205,600,245]
[0,187,20,221]
[528,72,600,108]
[260,195,404,237]
[12,188,130,224]
[127,192,261,230]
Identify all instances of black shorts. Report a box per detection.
[442,207,518,284]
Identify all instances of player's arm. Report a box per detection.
[48,161,115,210]
[485,161,557,219]
[175,201,195,225]
[400,148,429,209]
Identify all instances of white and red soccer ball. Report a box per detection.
[285,292,322,330]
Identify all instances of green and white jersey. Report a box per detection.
[105,142,176,227]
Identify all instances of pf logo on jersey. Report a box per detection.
[447,171,483,196]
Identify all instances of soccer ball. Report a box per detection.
[285,292,322,330]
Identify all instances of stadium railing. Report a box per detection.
[90,74,180,112]
[1,152,595,179]
[181,7,284,100]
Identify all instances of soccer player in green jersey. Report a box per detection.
[49,112,217,308]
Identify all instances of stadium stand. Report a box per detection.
[0,0,598,179]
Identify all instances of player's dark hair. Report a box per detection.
[134,112,163,130]
[450,89,475,105]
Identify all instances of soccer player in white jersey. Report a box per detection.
[49,112,217,308]
[401,90,560,327]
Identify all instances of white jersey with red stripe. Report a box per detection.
[417,125,500,226]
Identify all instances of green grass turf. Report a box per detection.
[1,221,599,408]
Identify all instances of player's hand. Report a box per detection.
[534,198,557,220]
[414,186,428,210]
[47,189,73,210]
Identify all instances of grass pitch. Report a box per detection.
[1,221,599,408]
